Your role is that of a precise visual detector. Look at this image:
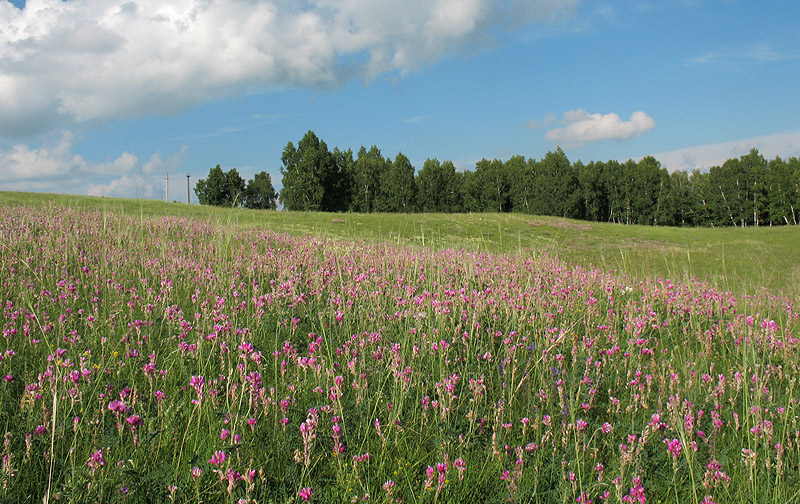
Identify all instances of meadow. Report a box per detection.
[0,194,799,503]
[2,191,799,297]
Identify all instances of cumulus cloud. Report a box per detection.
[0,129,186,197]
[545,109,655,147]
[142,146,190,174]
[87,174,155,198]
[0,0,580,138]
[0,130,131,181]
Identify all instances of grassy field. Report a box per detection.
[0,194,799,503]
[2,191,798,297]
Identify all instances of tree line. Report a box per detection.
[197,130,800,227]
[195,165,277,209]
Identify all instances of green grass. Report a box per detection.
[2,190,798,296]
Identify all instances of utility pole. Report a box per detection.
[165,174,169,202]
[186,174,191,204]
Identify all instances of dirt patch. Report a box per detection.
[631,238,668,249]
[331,219,345,224]
[623,237,683,251]
[528,218,591,232]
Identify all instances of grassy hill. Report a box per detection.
[2,191,799,502]
[2,190,798,296]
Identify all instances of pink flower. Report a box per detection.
[126,414,143,427]
[453,457,466,480]
[298,487,313,501]
[190,375,205,404]
[665,438,682,460]
[108,399,127,413]
[424,465,436,490]
[208,450,227,466]
[87,449,104,473]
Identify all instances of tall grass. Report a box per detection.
[0,203,798,503]
[2,191,799,296]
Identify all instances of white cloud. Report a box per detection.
[88,151,139,176]
[87,174,155,198]
[0,0,579,138]
[652,130,800,173]
[545,109,655,147]
[142,146,190,174]
[0,130,186,198]
[1,131,87,180]
[0,130,138,180]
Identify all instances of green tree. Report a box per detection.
[601,160,626,223]
[416,158,462,212]
[194,165,245,207]
[331,147,355,212]
[351,145,389,213]
[507,155,534,214]
[577,161,606,222]
[708,150,767,227]
[633,156,669,225]
[243,171,278,210]
[690,169,720,227]
[383,152,417,213]
[766,156,799,225]
[474,158,511,212]
[741,149,768,226]
[225,168,246,206]
[462,169,483,212]
[195,165,226,206]
[534,148,580,218]
[668,170,694,226]
[279,131,342,211]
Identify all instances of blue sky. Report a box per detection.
[1,0,798,200]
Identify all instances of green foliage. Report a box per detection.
[280,130,347,212]
[576,160,607,222]
[416,158,462,212]
[199,131,799,230]
[280,134,323,211]
[195,165,228,206]
[474,158,512,213]
[350,145,389,213]
[383,152,417,213]
[536,147,581,218]
[244,171,278,210]
[195,165,258,209]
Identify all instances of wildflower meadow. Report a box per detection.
[0,204,798,503]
